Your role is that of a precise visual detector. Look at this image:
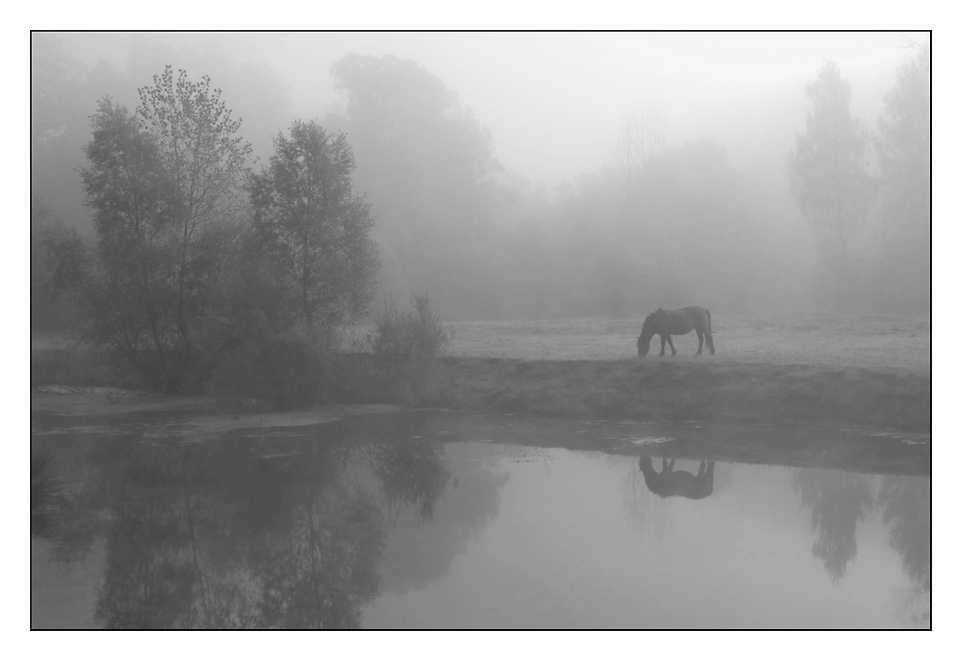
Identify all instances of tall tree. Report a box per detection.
[66,98,182,389]
[249,120,380,343]
[329,54,502,318]
[46,68,252,393]
[874,40,931,311]
[612,106,664,212]
[136,66,252,360]
[788,61,874,307]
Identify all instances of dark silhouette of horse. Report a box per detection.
[637,306,715,357]
[639,457,715,500]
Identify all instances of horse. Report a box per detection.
[637,306,714,357]
[639,457,715,500]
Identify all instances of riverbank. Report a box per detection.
[428,356,930,432]
[31,349,930,433]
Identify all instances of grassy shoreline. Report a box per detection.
[428,356,930,432]
[31,349,930,432]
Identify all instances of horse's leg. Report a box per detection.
[667,458,675,472]
[666,335,677,356]
[695,329,704,355]
[659,335,666,357]
[707,330,715,355]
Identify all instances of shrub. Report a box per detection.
[207,334,327,410]
[369,294,451,404]
[30,345,148,391]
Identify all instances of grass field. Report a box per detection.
[441,312,930,374]
[420,312,931,432]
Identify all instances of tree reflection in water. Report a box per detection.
[369,435,451,522]
[31,444,59,539]
[791,466,929,624]
[791,468,874,583]
[35,415,473,629]
[878,474,930,626]
[376,446,509,595]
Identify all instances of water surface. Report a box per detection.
[31,411,930,629]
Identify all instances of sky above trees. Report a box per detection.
[52,32,922,186]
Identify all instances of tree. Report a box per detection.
[136,66,252,358]
[873,40,931,311]
[329,54,503,318]
[248,120,380,344]
[788,61,874,307]
[46,67,252,393]
[50,98,182,389]
[612,106,665,212]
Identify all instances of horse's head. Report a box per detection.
[638,314,655,357]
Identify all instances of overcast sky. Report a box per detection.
[55,31,923,186]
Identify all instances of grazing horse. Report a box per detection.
[637,306,714,357]
[639,457,715,500]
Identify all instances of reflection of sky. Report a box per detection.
[363,447,928,629]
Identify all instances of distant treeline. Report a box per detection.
[32,36,930,329]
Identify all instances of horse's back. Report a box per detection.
[678,305,709,318]
[678,306,710,329]
[659,307,698,334]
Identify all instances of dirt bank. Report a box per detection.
[430,357,931,432]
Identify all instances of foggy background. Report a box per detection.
[31,31,930,325]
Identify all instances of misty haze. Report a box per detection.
[31,31,930,630]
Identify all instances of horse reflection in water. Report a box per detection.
[639,457,715,500]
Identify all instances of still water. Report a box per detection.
[31,411,930,629]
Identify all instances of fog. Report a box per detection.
[52,32,909,184]
[32,31,930,323]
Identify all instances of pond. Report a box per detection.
[30,410,930,629]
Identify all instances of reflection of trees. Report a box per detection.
[878,475,930,591]
[256,485,385,628]
[85,437,390,629]
[31,444,58,538]
[369,436,450,522]
[377,449,509,595]
[32,441,102,565]
[92,442,247,628]
[35,414,477,628]
[878,474,930,626]
[792,468,874,583]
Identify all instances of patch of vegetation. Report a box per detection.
[31,346,147,391]
[370,294,452,404]
[206,335,327,411]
